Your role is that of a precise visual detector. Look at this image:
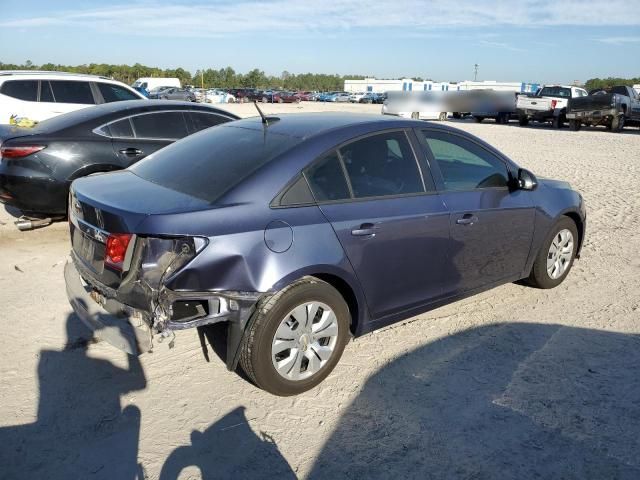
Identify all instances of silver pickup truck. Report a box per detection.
[517,85,588,128]
[566,85,640,132]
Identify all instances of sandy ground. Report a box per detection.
[1,102,639,479]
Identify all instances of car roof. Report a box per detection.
[0,71,122,83]
[219,112,446,139]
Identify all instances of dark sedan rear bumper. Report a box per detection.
[0,167,68,215]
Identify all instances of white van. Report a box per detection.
[0,71,145,125]
[132,77,181,93]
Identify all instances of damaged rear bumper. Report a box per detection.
[64,258,264,369]
[65,260,153,355]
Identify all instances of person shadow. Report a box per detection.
[0,313,147,480]
[159,406,296,480]
[308,322,640,479]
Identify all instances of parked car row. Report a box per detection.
[382,84,640,132]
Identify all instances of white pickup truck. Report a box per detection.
[516,85,588,128]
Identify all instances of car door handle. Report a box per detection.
[456,214,478,226]
[351,223,378,237]
[119,148,143,156]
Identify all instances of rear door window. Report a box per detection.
[131,112,188,139]
[107,118,135,138]
[0,80,38,101]
[338,131,425,199]
[189,112,229,133]
[305,151,351,202]
[97,83,140,102]
[40,81,54,102]
[49,81,95,104]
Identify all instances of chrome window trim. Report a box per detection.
[92,109,234,141]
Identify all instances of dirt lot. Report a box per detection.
[1,102,639,479]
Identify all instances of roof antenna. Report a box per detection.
[254,101,270,126]
[253,101,279,126]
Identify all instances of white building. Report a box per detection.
[344,77,540,94]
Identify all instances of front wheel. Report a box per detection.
[527,217,578,289]
[239,277,350,396]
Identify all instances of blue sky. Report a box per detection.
[1,0,639,83]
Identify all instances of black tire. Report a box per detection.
[569,119,581,131]
[614,115,625,132]
[518,116,529,126]
[527,217,579,289]
[411,112,419,120]
[473,116,484,123]
[452,112,462,119]
[239,277,350,396]
[438,112,447,121]
[552,115,563,129]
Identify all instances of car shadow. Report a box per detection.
[308,322,640,479]
[0,313,147,479]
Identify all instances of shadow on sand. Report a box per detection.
[308,322,640,479]
[3,316,640,479]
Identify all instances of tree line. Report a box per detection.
[584,77,640,92]
[0,60,366,91]
[2,61,636,93]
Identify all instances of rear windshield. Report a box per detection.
[539,87,571,98]
[130,125,301,203]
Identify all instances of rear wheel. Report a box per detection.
[473,116,484,123]
[411,112,419,120]
[612,115,625,132]
[518,115,529,126]
[569,119,581,131]
[438,112,447,121]
[527,217,578,289]
[262,97,268,103]
[239,277,350,396]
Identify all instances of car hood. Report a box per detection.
[538,177,572,190]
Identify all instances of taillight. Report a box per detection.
[0,145,45,159]
[105,233,133,270]
[551,99,558,109]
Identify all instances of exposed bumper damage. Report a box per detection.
[64,251,264,369]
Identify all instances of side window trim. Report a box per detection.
[334,148,355,198]
[416,127,516,193]
[94,110,195,140]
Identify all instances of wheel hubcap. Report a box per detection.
[547,229,574,280]
[271,301,339,381]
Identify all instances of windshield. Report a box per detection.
[130,125,302,203]
[539,86,571,98]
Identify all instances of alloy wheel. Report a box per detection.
[547,229,574,279]
[271,301,339,381]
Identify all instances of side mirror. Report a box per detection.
[518,168,538,191]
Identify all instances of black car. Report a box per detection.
[149,87,196,102]
[0,100,238,221]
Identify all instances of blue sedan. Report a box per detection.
[65,113,586,395]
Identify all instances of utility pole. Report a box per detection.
[474,64,479,82]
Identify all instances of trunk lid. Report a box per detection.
[69,170,210,291]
